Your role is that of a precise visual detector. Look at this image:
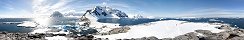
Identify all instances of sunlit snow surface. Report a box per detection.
[45,36,71,40]
[94,20,225,39]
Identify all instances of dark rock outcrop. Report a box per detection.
[173,32,199,40]
[195,30,213,36]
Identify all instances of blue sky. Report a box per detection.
[1,0,244,17]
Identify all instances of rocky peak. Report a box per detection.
[86,6,128,19]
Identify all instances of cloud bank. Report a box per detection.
[175,8,244,18]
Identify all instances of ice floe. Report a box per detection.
[17,21,38,27]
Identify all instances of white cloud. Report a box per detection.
[176,8,244,17]
[32,0,74,15]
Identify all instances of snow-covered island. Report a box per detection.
[0,6,243,40]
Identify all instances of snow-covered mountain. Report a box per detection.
[84,6,128,19]
[50,11,64,18]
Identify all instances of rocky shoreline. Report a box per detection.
[0,32,96,40]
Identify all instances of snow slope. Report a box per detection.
[94,20,225,39]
